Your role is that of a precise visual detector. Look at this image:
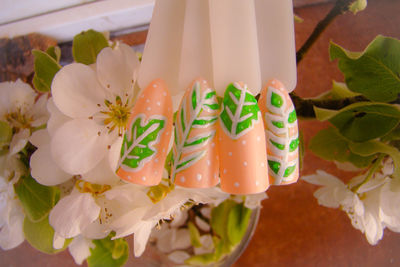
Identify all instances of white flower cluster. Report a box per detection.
[24,42,230,264]
[0,79,49,250]
[303,159,400,245]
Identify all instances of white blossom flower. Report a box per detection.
[30,43,139,187]
[302,170,387,245]
[0,168,25,250]
[0,79,49,153]
[104,183,229,257]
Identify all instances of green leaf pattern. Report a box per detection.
[118,114,166,172]
[219,83,260,139]
[263,85,298,184]
[172,81,219,181]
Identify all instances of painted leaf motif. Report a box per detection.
[260,80,299,185]
[172,81,219,180]
[220,83,260,139]
[118,114,165,172]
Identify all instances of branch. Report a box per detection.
[290,92,369,119]
[296,0,354,64]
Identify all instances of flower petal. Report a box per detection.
[30,142,72,186]
[133,221,154,257]
[49,191,100,238]
[81,157,120,185]
[168,250,190,264]
[81,218,110,239]
[302,170,345,187]
[29,129,49,148]
[68,235,94,265]
[9,129,30,155]
[52,63,106,118]
[47,98,71,137]
[51,119,109,175]
[0,199,24,250]
[31,94,49,127]
[53,232,66,249]
[96,43,139,97]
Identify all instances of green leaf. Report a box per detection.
[349,141,400,179]
[188,221,202,248]
[24,216,70,254]
[32,49,61,92]
[46,46,61,62]
[72,29,109,65]
[185,253,216,266]
[349,0,367,14]
[309,127,374,168]
[316,81,361,101]
[227,203,252,245]
[211,199,237,240]
[314,102,400,142]
[87,234,128,267]
[0,121,12,146]
[220,83,259,139]
[330,36,400,102]
[294,14,304,23]
[119,115,165,171]
[14,175,60,222]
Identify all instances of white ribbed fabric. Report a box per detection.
[138,0,296,101]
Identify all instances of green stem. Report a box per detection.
[296,0,354,64]
[351,154,385,193]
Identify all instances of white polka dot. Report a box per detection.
[211,142,215,147]
[260,162,265,167]
[127,175,131,179]
[180,176,185,182]
[162,148,165,153]
[272,80,276,85]
[207,160,211,166]
[234,182,240,187]
[214,173,218,179]
[142,176,146,181]
[146,99,150,103]
[228,152,232,156]
[257,136,261,142]
[156,101,161,106]
[153,84,157,88]
[163,92,167,96]
[256,180,260,186]
[223,169,227,174]
[242,140,246,145]
[155,158,159,163]
[147,107,151,111]
[243,161,248,166]
[166,131,169,136]
[196,174,202,181]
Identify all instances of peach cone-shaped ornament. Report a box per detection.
[218,82,269,194]
[116,79,173,186]
[172,78,220,188]
[258,79,299,185]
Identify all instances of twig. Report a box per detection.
[296,0,354,64]
[290,92,369,119]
